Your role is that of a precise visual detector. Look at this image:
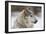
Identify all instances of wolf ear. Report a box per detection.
[22,10,26,13]
[24,10,26,14]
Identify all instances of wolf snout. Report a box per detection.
[34,20,38,24]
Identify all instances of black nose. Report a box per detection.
[34,20,37,24]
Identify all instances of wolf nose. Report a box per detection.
[34,20,37,24]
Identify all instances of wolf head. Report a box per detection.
[21,8,38,24]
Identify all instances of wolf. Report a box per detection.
[13,8,37,28]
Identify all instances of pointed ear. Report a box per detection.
[22,9,26,14]
[24,10,26,13]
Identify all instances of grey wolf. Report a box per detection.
[13,8,37,28]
